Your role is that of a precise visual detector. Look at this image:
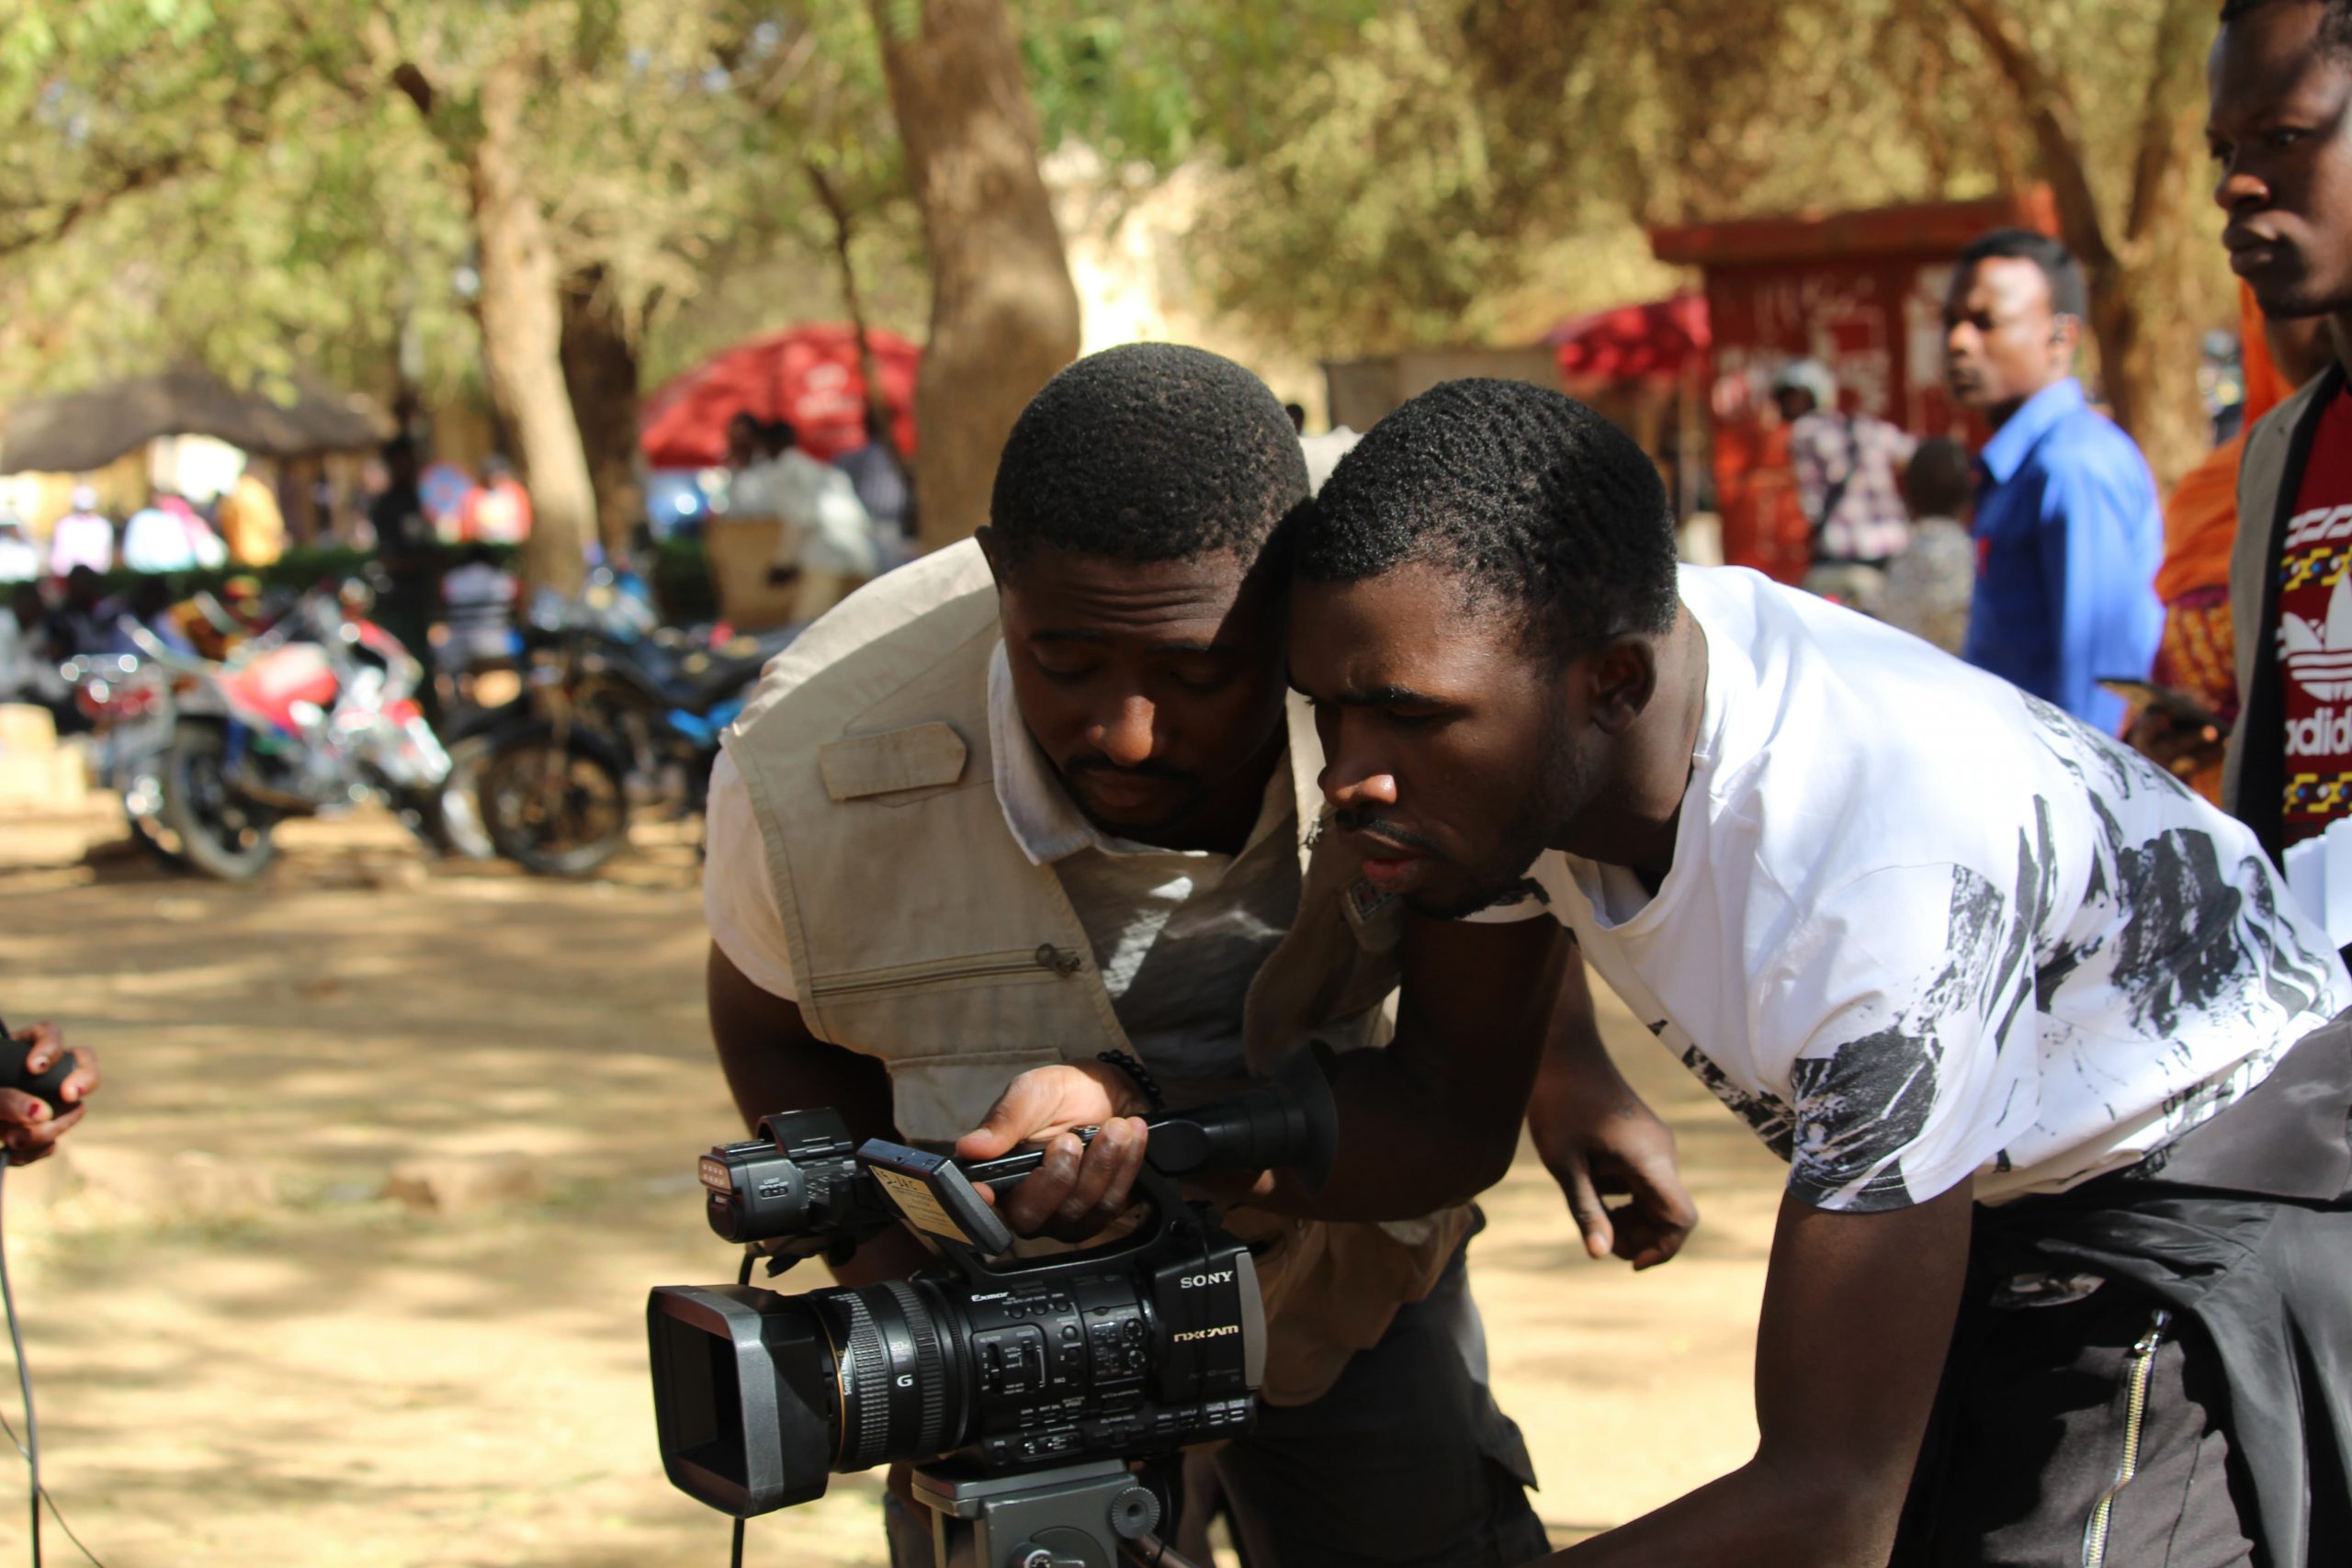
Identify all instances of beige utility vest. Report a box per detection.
[722,540,1476,1404]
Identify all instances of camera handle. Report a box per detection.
[910,1455,1204,1568]
[904,1157,1230,1293]
[864,1037,1339,1286]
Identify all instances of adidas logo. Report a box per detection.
[2281,570,2352,703]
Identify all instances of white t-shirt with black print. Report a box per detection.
[1476,566,2352,1212]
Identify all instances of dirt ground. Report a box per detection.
[0,808,1786,1566]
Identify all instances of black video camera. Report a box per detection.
[646,1044,1339,1521]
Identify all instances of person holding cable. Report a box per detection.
[1253,375,2352,1565]
[701,344,1696,1568]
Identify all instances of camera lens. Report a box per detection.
[649,1279,976,1515]
[824,1280,958,1469]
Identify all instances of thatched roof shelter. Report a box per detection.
[0,367,391,475]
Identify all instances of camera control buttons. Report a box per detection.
[974,1325,1047,1396]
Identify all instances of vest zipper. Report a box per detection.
[808,944,1086,998]
[2080,1307,2172,1568]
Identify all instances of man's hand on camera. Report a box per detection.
[956,1063,1153,1243]
[1,1022,96,1166]
[1528,1055,1696,1270]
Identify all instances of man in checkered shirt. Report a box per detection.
[1775,359,1918,577]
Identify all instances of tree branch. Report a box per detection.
[390,61,436,118]
[1939,0,2112,268]
[806,157,901,459]
[0,147,199,260]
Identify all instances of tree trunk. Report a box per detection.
[1941,0,2214,491]
[2088,112,2211,492]
[467,52,598,596]
[560,264,643,560]
[870,0,1080,553]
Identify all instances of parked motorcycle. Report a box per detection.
[119,588,484,880]
[450,583,790,876]
[60,649,180,864]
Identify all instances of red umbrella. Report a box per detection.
[639,322,921,468]
[1547,294,1712,388]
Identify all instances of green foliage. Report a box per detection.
[1133,0,2233,357]
[0,0,917,415]
[1022,0,1379,169]
[0,0,2237,446]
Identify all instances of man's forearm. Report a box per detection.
[1250,1043,1525,1220]
[1544,1453,1902,1568]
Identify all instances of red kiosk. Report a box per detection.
[1650,190,2059,582]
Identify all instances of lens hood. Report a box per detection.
[647,1284,839,1517]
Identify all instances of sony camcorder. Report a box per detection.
[646,1045,1340,1527]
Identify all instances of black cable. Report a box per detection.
[1121,1535,1205,1568]
[0,1156,106,1568]
[730,1247,753,1568]
[0,1154,37,1566]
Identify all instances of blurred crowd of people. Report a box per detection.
[1778,222,2336,821]
[722,406,910,623]
[0,470,287,586]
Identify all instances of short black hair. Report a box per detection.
[2218,0,2352,57]
[989,343,1309,569]
[1904,437,1974,519]
[1956,229,2090,321]
[1297,379,1679,654]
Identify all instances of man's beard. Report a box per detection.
[1405,728,1593,921]
[1058,755,1208,839]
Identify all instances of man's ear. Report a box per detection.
[1585,635,1659,738]
[2050,313,2085,368]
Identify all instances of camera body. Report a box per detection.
[697,1107,894,1258]
[649,1046,1337,1520]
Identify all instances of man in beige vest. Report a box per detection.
[704,344,1693,1565]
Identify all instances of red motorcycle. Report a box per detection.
[121,587,481,880]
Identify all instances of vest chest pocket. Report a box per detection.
[808,943,1088,1001]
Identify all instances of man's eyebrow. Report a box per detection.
[1028,629,1245,655]
[1294,681,1446,706]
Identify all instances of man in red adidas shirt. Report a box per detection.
[2213,0,2352,876]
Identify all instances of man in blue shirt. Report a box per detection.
[1947,229,2163,732]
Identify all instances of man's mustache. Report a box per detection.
[1332,807,1440,855]
[1062,756,1199,786]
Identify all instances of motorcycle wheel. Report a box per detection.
[159,724,278,881]
[478,726,631,877]
[390,780,492,863]
[126,806,187,868]
[119,769,187,867]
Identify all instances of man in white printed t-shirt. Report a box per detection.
[702,347,1698,1568]
[1281,378,2352,1567]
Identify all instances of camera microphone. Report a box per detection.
[1136,1040,1340,1195]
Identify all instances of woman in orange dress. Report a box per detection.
[2143,286,2334,801]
